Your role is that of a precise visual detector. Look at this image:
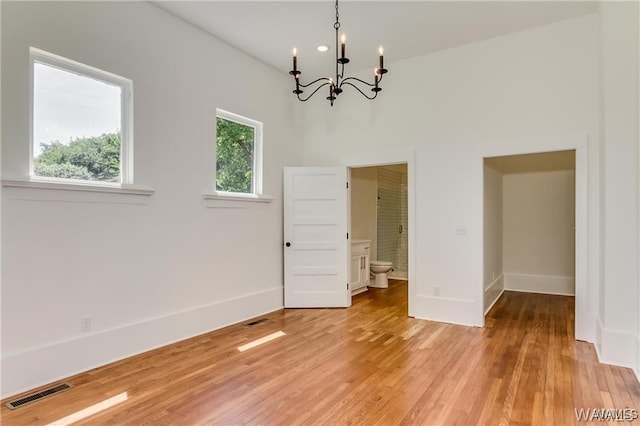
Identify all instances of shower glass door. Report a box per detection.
[377,167,408,279]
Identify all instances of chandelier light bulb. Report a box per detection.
[288,0,389,106]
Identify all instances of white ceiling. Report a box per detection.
[154,1,598,79]
[486,150,576,173]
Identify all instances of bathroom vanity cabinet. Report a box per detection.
[350,240,371,295]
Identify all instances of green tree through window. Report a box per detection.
[216,117,255,193]
[34,132,121,182]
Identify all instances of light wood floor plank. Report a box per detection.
[2,282,639,425]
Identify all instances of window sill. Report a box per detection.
[202,191,274,208]
[2,178,155,196]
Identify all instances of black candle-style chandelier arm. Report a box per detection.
[296,82,332,102]
[297,77,332,89]
[339,76,378,88]
[289,0,388,106]
[340,82,379,100]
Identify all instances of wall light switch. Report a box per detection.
[455,225,467,236]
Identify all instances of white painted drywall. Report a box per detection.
[350,167,378,259]
[301,14,600,328]
[599,1,640,371]
[1,1,301,397]
[503,168,576,295]
[483,161,503,313]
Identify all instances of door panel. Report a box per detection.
[284,167,349,308]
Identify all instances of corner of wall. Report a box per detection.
[595,316,639,370]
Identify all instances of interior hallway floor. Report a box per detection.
[2,281,639,425]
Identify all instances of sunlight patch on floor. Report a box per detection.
[46,392,128,425]
[237,331,286,352]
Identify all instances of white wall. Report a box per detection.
[483,161,503,313]
[350,167,377,258]
[503,168,575,295]
[302,14,600,327]
[598,1,640,373]
[1,1,301,397]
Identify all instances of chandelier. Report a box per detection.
[289,0,388,106]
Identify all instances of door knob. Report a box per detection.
[285,242,291,247]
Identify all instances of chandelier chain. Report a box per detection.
[289,0,388,106]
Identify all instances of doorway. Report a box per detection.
[283,158,415,314]
[483,151,576,315]
[350,164,409,298]
[346,151,416,317]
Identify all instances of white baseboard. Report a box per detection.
[352,287,368,296]
[593,317,639,371]
[484,289,505,316]
[389,271,408,280]
[412,294,481,327]
[1,287,283,399]
[484,274,504,315]
[504,273,575,296]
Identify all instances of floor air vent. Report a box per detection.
[244,318,269,327]
[5,383,73,410]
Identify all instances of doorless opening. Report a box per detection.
[483,151,576,316]
[481,136,589,341]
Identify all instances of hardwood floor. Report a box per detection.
[3,281,639,425]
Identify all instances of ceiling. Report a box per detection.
[154,1,598,78]
[486,151,576,173]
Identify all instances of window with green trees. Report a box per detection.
[34,133,121,182]
[216,110,262,194]
[31,47,132,184]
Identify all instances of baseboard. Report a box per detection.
[412,294,481,327]
[352,287,368,296]
[1,287,283,399]
[504,273,575,296]
[593,316,639,371]
[484,274,504,315]
[388,271,408,280]
[484,289,505,316]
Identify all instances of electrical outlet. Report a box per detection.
[433,286,440,296]
[455,225,467,236]
[81,317,92,333]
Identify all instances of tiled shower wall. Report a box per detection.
[377,168,408,274]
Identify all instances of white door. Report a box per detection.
[284,167,350,308]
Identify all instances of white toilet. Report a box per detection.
[369,260,393,288]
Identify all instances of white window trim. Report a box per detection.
[210,108,270,202]
[202,191,273,203]
[29,47,135,188]
[1,177,154,196]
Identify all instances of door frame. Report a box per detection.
[345,150,416,317]
[481,135,591,342]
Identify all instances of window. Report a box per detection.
[30,48,132,185]
[215,109,263,195]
